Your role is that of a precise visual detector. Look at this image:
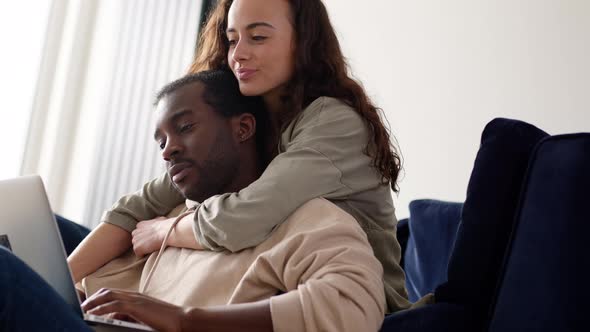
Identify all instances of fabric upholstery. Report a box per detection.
[396,218,409,269]
[435,118,548,318]
[380,303,478,332]
[404,200,462,302]
[55,215,90,256]
[488,134,590,331]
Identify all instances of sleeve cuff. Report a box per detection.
[101,211,136,232]
[191,205,224,252]
[270,290,305,332]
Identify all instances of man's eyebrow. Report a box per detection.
[153,109,194,140]
[226,22,276,33]
[170,109,193,122]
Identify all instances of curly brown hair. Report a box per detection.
[189,0,402,192]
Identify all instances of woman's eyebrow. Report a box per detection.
[226,22,276,33]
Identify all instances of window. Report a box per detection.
[0,1,52,180]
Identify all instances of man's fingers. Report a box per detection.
[85,297,148,327]
[87,300,129,316]
[111,312,138,322]
[81,288,115,311]
[82,288,132,312]
[83,291,182,332]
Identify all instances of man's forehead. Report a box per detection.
[156,83,208,116]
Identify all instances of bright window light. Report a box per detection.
[0,1,52,180]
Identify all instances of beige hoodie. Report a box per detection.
[83,198,386,332]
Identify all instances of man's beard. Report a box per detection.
[180,131,240,203]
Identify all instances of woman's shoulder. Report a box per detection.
[305,96,354,113]
[298,96,364,127]
[281,96,368,147]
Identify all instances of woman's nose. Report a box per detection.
[231,39,250,63]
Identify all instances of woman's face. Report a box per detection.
[226,0,295,99]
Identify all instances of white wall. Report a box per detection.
[324,0,590,218]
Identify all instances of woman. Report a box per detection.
[70,0,410,320]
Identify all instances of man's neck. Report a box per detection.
[223,146,262,194]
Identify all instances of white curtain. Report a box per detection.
[21,0,203,227]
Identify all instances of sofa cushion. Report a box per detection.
[435,118,548,314]
[55,215,90,256]
[404,199,462,302]
[489,134,590,332]
[396,218,409,269]
[380,302,479,332]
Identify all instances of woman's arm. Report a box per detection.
[130,215,204,257]
[106,97,375,254]
[67,222,132,283]
[192,97,375,252]
[103,172,185,233]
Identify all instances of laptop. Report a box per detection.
[0,175,153,331]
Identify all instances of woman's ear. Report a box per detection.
[232,113,256,143]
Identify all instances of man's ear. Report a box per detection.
[231,113,256,143]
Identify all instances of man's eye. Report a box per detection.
[179,123,195,133]
[252,36,267,41]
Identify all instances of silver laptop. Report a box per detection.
[0,175,153,331]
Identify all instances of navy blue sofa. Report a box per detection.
[383,118,589,331]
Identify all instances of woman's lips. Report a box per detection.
[236,68,257,80]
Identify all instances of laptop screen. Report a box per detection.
[0,175,84,316]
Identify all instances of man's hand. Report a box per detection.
[82,288,184,332]
[131,216,173,257]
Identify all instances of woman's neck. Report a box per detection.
[263,111,281,161]
[262,87,297,159]
[263,90,285,143]
[263,90,283,114]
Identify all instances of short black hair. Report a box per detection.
[154,69,269,164]
[154,69,261,117]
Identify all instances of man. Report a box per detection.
[4,70,386,331]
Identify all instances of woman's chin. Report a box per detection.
[238,83,267,97]
[238,88,258,96]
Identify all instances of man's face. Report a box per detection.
[154,82,240,202]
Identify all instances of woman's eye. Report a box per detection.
[252,36,267,41]
[159,141,166,150]
[227,39,237,46]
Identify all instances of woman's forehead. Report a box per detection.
[227,0,293,30]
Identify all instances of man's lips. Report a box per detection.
[168,162,193,184]
[236,68,257,80]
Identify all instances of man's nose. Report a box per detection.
[162,138,182,161]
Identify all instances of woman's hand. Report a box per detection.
[132,213,205,256]
[82,288,185,332]
[131,216,172,257]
